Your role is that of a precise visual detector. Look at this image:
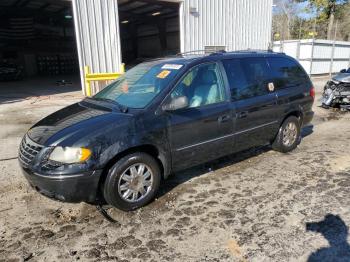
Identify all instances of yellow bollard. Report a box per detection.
[120,63,125,73]
[84,64,124,96]
[84,66,92,97]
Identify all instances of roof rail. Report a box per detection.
[176,48,284,57]
[209,50,226,56]
[176,49,227,56]
[176,50,207,56]
[228,49,274,53]
[231,48,286,54]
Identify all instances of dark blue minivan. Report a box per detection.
[19,51,314,211]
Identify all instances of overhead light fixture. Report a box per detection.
[121,20,129,24]
[64,11,73,19]
[152,11,161,16]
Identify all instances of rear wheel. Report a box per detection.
[103,152,161,211]
[272,116,301,153]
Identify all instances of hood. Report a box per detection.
[27,101,134,146]
[332,73,350,83]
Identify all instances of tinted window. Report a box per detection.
[171,63,226,108]
[267,57,308,89]
[222,57,270,101]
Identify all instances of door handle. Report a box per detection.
[218,114,231,123]
[236,111,248,119]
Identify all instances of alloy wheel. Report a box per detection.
[117,163,153,203]
[282,122,298,147]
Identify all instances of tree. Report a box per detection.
[338,2,350,40]
[296,0,348,40]
[273,0,300,40]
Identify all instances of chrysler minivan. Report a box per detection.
[19,51,314,211]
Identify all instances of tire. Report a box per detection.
[103,152,161,211]
[272,116,301,153]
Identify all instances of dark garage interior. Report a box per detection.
[118,0,180,66]
[0,0,81,102]
[0,0,180,98]
[0,0,79,80]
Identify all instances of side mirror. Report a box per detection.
[162,96,189,111]
[340,69,347,73]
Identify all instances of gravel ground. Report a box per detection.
[0,77,350,262]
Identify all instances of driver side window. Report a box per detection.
[171,63,226,108]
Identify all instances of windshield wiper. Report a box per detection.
[90,97,128,113]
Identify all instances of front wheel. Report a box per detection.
[272,116,301,153]
[103,152,161,211]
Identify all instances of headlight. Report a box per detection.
[49,147,92,164]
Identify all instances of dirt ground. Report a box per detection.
[0,76,350,262]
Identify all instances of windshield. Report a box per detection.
[93,61,184,109]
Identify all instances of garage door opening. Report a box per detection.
[118,0,180,67]
[0,0,81,100]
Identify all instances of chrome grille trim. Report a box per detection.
[18,135,44,167]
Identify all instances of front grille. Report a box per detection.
[18,135,44,167]
[336,82,350,92]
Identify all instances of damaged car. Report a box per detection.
[322,68,350,108]
[18,51,314,211]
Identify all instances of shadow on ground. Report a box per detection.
[158,125,314,199]
[307,214,350,262]
[158,145,271,198]
[301,124,314,138]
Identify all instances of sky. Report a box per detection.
[297,2,316,18]
[273,1,317,19]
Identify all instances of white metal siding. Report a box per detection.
[274,39,350,75]
[180,0,272,52]
[73,0,273,94]
[72,0,122,94]
[283,41,298,58]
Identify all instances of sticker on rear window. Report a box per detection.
[157,70,171,79]
[161,64,183,70]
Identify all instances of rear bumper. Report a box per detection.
[20,165,102,203]
[302,111,314,127]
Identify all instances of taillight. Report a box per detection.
[310,86,315,100]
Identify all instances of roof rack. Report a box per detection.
[175,48,285,58]
[209,50,226,56]
[227,49,273,53]
[227,48,286,55]
[176,50,207,56]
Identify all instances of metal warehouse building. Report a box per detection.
[73,0,273,93]
[0,0,272,95]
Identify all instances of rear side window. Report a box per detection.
[267,57,309,89]
[222,57,270,101]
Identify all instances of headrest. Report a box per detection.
[198,70,217,85]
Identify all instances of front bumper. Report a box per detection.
[20,165,102,203]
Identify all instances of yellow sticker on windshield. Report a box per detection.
[157,70,171,79]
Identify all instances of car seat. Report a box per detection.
[190,70,219,107]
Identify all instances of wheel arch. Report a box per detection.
[281,109,303,125]
[272,110,303,144]
[97,144,169,198]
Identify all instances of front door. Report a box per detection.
[165,62,234,171]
